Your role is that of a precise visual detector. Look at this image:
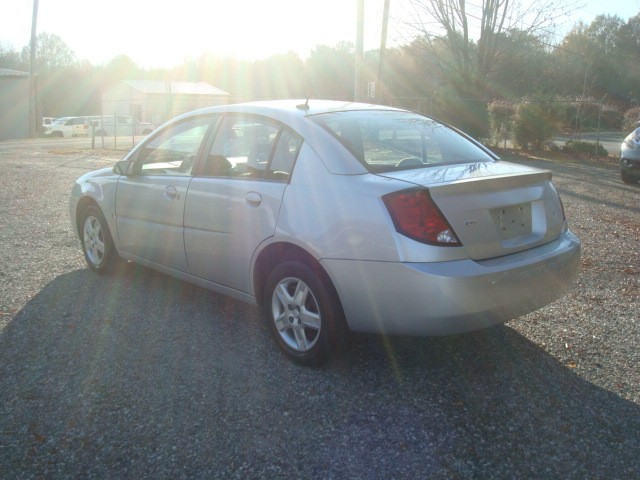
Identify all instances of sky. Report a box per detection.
[1,0,639,69]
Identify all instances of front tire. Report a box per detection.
[264,261,347,366]
[81,205,117,273]
[621,170,639,185]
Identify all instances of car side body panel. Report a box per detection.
[184,176,287,293]
[115,174,191,272]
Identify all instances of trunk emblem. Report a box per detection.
[465,220,478,226]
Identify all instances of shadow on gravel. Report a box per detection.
[512,156,640,216]
[1,265,638,479]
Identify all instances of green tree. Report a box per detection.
[103,55,141,83]
[404,0,572,96]
[20,32,75,71]
[490,30,552,97]
[252,52,306,99]
[304,43,356,99]
[0,42,21,69]
[549,14,640,105]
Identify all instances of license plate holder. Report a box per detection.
[491,203,532,239]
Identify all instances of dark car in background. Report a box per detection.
[620,128,640,184]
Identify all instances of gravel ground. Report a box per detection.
[0,138,638,479]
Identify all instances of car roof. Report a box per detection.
[183,99,405,122]
[143,100,413,176]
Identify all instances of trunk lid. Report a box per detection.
[379,161,566,260]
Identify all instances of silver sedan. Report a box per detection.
[70,100,581,365]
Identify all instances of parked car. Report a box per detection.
[94,115,154,137]
[44,116,96,137]
[69,100,581,365]
[620,128,640,184]
[41,116,57,128]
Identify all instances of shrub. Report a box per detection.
[622,107,640,132]
[487,101,516,147]
[437,97,490,140]
[561,139,608,157]
[513,101,559,150]
[560,101,623,132]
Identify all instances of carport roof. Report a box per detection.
[121,80,229,96]
[0,68,29,77]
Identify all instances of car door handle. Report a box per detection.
[245,191,262,206]
[164,186,180,200]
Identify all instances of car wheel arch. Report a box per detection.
[255,241,352,363]
[253,242,335,307]
[75,196,101,234]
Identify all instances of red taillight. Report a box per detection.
[383,189,461,246]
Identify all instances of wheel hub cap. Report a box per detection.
[272,277,321,352]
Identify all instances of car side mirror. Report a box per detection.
[113,160,134,175]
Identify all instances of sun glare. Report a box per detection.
[5,0,385,68]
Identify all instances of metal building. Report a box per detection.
[101,80,230,126]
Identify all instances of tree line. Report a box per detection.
[1,7,639,142]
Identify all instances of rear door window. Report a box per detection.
[201,116,302,182]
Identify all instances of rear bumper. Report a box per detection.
[322,231,581,336]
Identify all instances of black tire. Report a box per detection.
[80,205,118,273]
[264,261,348,366]
[621,170,639,185]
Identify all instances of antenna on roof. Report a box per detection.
[296,99,310,111]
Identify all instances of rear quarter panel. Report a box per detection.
[275,144,402,262]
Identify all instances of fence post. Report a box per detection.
[596,102,602,156]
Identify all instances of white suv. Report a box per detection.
[44,116,96,137]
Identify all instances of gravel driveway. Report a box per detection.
[0,138,638,479]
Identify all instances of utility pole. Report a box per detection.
[29,0,39,138]
[377,0,390,102]
[354,0,364,102]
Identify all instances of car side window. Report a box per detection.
[202,116,301,181]
[269,129,303,181]
[135,116,212,176]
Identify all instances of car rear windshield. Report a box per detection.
[310,110,495,172]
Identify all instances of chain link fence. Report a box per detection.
[92,96,629,156]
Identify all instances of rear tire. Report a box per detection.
[81,205,118,273]
[264,261,348,366]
